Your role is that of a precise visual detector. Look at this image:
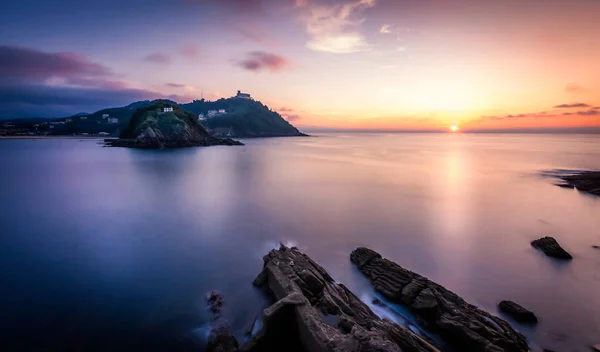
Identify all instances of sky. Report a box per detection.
[1,0,599,131]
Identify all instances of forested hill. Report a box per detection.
[180,98,305,138]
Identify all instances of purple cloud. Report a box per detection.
[166,83,186,88]
[143,52,172,64]
[553,103,591,108]
[0,45,196,119]
[0,45,111,83]
[279,107,294,112]
[575,110,598,116]
[286,114,301,122]
[238,51,288,72]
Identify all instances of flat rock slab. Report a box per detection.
[531,237,573,260]
[351,247,530,352]
[498,301,538,324]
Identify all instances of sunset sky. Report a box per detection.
[1,0,599,131]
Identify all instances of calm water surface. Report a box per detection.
[1,134,599,351]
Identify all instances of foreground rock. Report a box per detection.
[210,245,440,352]
[206,292,239,352]
[104,101,243,149]
[531,237,573,260]
[553,170,600,197]
[498,301,538,324]
[351,247,530,352]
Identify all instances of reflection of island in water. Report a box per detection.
[105,101,243,149]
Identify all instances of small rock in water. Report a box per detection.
[498,300,538,324]
[531,236,573,260]
[208,291,225,314]
[372,298,385,306]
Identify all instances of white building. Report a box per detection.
[235,90,252,100]
[102,114,109,119]
[108,117,119,124]
[163,107,174,113]
[80,116,87,120]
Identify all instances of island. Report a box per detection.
[104,102,243,149]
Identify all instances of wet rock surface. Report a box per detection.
[351,247,530,352]
[531,237,573,260]
[498,301,538,324]
[209,245,440,352]
[205,292,239,352]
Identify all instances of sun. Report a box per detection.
[450,125,460,132]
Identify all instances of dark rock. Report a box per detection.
[247,245,441,352]
[498,301,538,324]
[205,292,239,352]
[208,291,225,314]
[593,344,600,351]
[351,247,530,352]
[553,170,600,197]
[531,237,573,259]
[372,298,385,306]
[592,246,600,249]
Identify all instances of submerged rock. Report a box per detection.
[351,247,530,352]
[498,301,538,324]
[531,237,573,260]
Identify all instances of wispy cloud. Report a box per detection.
[563,110,598,116]
[296,0,377,54]
[143,52,172,64]
[179,45,202,61]
[286,114,301,122]
[379,24,391,34]
[553,103,591,108]
[564,83,589,94]
[279,107,294,112]
[166,83,186,88]
[237,51,289,72]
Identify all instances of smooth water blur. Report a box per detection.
[1,134,599,351]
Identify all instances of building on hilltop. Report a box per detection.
[235,90,252,100]
[108,117,119,124]
[163,107,174,113]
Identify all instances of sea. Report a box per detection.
[1,133,599,351]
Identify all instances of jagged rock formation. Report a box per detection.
[498,301,538,324]
[531,237,573,260]
[209,245,440,352]
[351,247,530,352]
[105,101,243,149]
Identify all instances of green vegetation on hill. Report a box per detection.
[181,98,305,138]
[3,97,306,138]
[120,101,207,139]
[109,101,242,148]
